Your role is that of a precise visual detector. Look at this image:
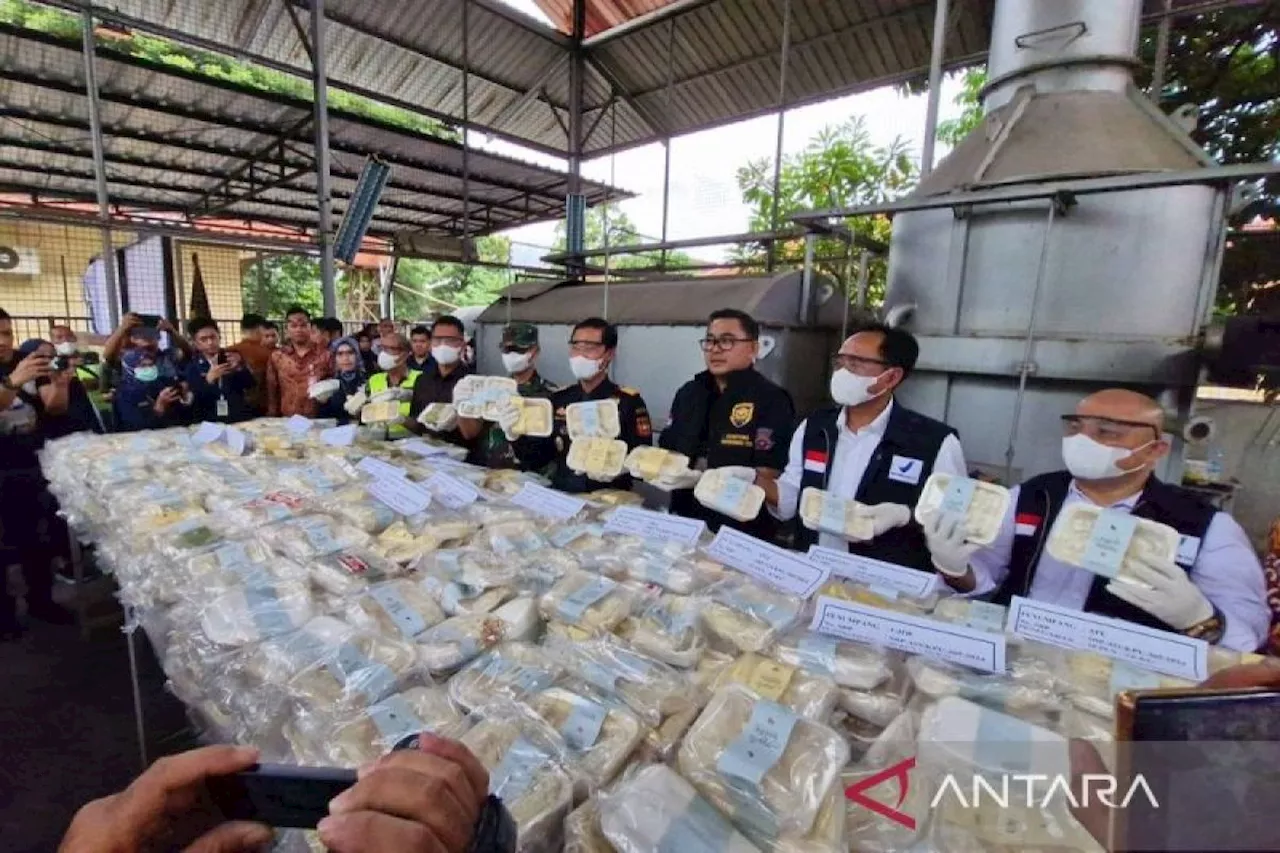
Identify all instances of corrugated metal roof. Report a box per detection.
[70,0,1241,157]
[533,0,677,37]
[0,21,618,239]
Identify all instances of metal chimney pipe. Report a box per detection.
[984,0,1143,112]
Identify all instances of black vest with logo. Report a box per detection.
[794,403,956,572]
[992,471,1216,631]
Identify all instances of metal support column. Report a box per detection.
[799,232,815,323]
[565,0,587,280]
[311,0,337,315]
[920,0,950,178]
[659,16,675,269]
[766,0,793,273]
[1151,0,1173,100]
[461,0,472,254]
[81,8,120,330]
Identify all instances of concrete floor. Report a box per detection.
[0,610,197,853]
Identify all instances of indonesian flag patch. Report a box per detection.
[803,449,828,474]
[1015,512,1041,537]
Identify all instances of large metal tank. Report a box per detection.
[884,0,1224,482]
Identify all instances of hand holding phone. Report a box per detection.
[206,764,356,829]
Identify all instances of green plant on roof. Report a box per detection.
[0,0,459,141]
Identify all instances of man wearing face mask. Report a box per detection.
[927,389,1269,651]
[505,317,652,493]
[661,309,795,538]
[364,331,423,440]
[763,324,966,569]
[469,323,558,469]
[407,315,473,447]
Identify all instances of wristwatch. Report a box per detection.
[1184,605,1225,644]
[1,374,14,391]
[467,795,517,853]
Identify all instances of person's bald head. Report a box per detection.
[1076,389,1165,431]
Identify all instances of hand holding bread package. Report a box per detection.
[39,424,1263,853]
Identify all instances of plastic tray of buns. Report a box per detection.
[799,488,874,540]
[1045,503,1180,580]
[565,399,622,440]
[694,469,766,523]
[913,473,1011,546]
[566,438,628,482]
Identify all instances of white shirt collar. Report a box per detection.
[837,398,894,439]
[1067,479,1142,510]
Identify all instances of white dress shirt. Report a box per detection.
[772,400,968,550]
[967,480,1270,651]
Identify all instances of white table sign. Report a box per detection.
[369,477,432,516]
[603,506,705,547]
[807,546,938,598]
[510,483,586,521]
[705,527,829,598]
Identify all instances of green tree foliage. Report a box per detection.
[1135,4,1280,315]
[935,68,987,149]
[552,203,696,271]
[241,255,324,319]
[734,117,917,305]
[392,235,514,319]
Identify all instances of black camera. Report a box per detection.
[50,355,68,372]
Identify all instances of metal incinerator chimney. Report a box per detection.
[882,0,1228,482]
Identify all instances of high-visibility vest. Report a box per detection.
[367,369,421,439]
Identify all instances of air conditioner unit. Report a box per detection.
[0,246,41,275]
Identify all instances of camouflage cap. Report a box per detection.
[501,322,538,349]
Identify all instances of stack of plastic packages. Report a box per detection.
[40,429,1265,853]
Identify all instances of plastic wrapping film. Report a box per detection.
[563,796,613,853]
[624,446,692,482]
[677,685,848,841]
[769,629,894,690]
[627,593,705,668]
[566,438,629,481]
[416,613,507,674]
[598,764,761,853]
[344,579,447,641]
[531,686,646,798]
[694,470,766,524]
[447,642,562,711]
[799,487,874,541]
[565,399,622,440]
[554,636,701,727]
[539,570,633,635]
[701,578,804,653]
[285,686,468,767]
[913,473,1013,546]
[1046,503,1180,580]
[711,653,839,722]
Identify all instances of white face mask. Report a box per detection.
[502,351,532,374]
[54,342,77,356]
[570,355,603,381]
[431,345,461,367]
[829,368,885,407]
[1062,433,1154,481]
[376,350,400,371]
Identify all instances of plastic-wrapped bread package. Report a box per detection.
[616,542,711,595]
[447,642,563,711]
[694,469,766,523]
[799,488,874,540]
[677,685,850,841]
[814,577,936,617]
[306,547,406,597]
[1046,503,1180,582]
[258,515,371,562]
[531,687,646,798]
[930,596,1010,633]
[492,596,542,642]
[273,458,358,496]
[711,653,839,722]
[906,652,1060,721]
[700,577,804,653]
[563,797,613,853]
[582,489,644,509]
[598,764,761,853]
[286,686,468,767]
[511,397,554,437]
[913,473,1012,546]
[919,696,1101,853]
[344,579,447,641]
[360,400,403,424]
[623,446,691,482]
[311,485,401,534]
[187,542,310,599]
[539,570,633,635]
[460,703,576,853]
[566,438,629,481]
[836,661,912,730]
[555,636,700,727]
[405,513,478,549]
[771,787,846,853]
[453,376,518,420]
[286,622,421,709]
[199,579,315,648]
[565,399,622,440]
[371,520,440,565]
[627,594,705,668]
[516,549,583,596]
[152,513,239,561]
[843,711,930,852]
[421,574,513,618]
[768,629,894,690]
[211,491,309,529]
[416,613,506,675]
[475,521,552,563]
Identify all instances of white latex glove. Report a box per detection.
[371,387,413,404]
[922,510,981,578]
[343,389,367,416]
[1105,554,1214,630]
[864,502,912,537]
[650,469,703,492]
[495,399,522,440]
[714,466,758,483]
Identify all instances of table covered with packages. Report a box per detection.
[40,419,1261,853]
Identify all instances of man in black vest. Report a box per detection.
[659,308,796,539]
[761,323,966,570]
[925,389,1269,651]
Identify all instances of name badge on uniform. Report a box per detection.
[216,397,229,419]
[888,455,924,485]
[1175,535,1201,567]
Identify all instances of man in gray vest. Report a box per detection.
[926,389,1269,650]
[761,323,966,570]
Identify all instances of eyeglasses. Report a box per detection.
[501,345,532,354]
[381,345,405,355]
[699,336,754,352]
[431,335,464,347]
[1061,415,1160,442]
[831,354,888,373]
[569,339,607,355]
